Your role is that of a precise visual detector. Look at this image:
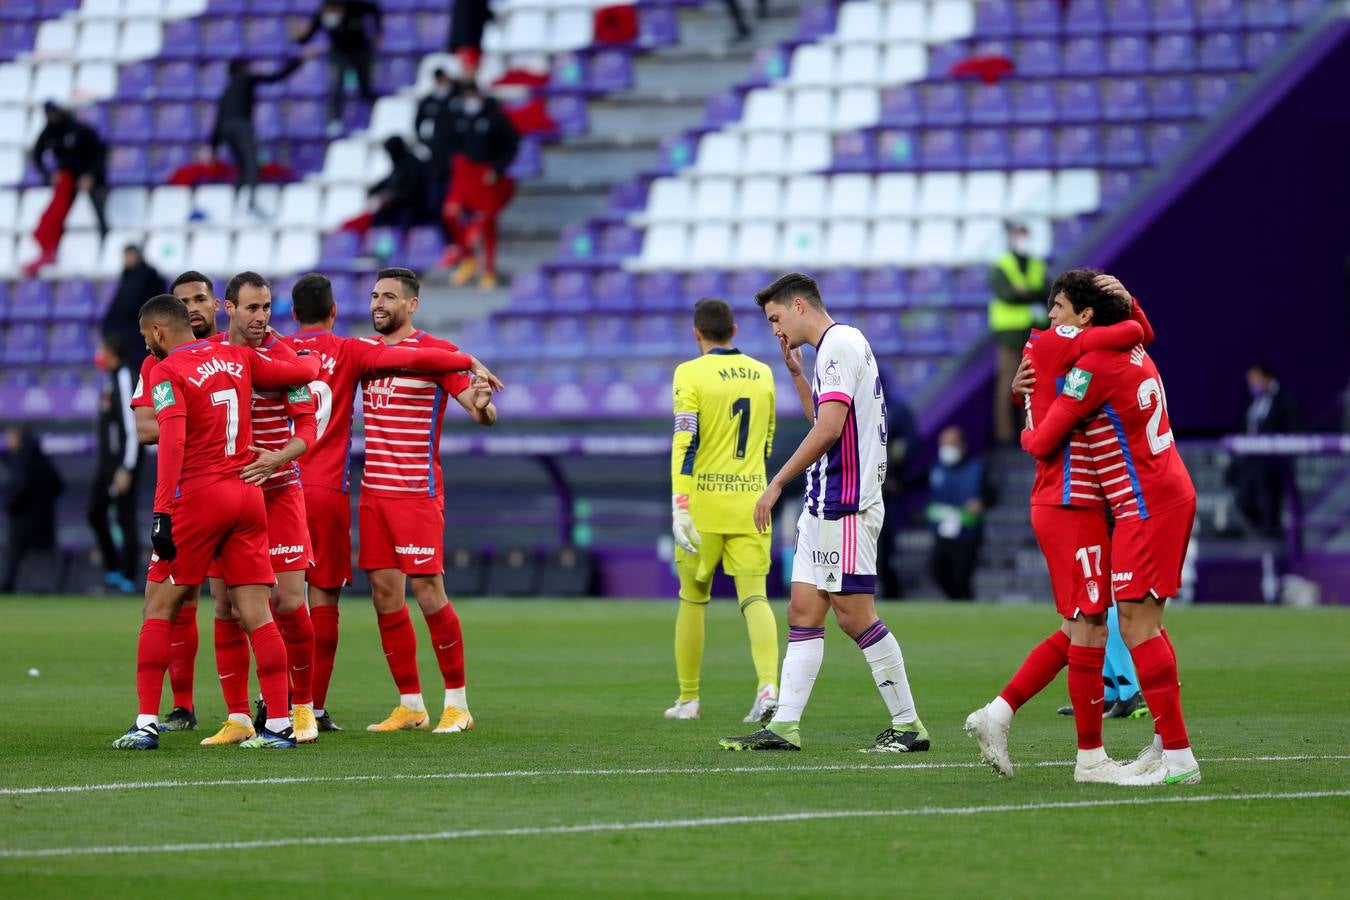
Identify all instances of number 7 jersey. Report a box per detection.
[1024,345,1195,521]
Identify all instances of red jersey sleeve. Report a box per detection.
[1021,350,1114,458]
[282,383,318,450]
[149,366,188,511]
[247,347,322,388]
[350,339,474,379]
[1129,296,1155,345]
[130,354,158,409]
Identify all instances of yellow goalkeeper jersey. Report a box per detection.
[671,347,776,534]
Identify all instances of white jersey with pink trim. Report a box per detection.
[804,323,887,520]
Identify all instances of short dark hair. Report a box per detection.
[1047,268,1131,326]
[755,272,824,311]
[292,272,335,325]
[171,270,213,294]
[139,294,191,329]
[693,297,735,343]
[1248,362,1276,379]
[376,266,419,298]
[102,331,128,360]
[225,270,270,303]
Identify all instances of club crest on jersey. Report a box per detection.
[151,381,176,412]
[1055,325,1082,338]
[1062,367,1093,401]
[823,359,842,386]
[366,377,396,409]
[1086,580,1099,603]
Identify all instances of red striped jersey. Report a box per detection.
[1021,319,1144,508]
[359,330,472,498]
[1022,345,1195,521]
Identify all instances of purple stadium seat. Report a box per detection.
[950,309,987,343]
[508,138,542,180]
[201,20,243,60]
[638,5,680,48]
[244,18,287,54]
[1016,38,1061,77]
[200,61,228,99]
[587,315,632,351]
[795,4,837,40]
[703,91,743,129]
[632,315,677,354]
[599,223,641,262]
[658,132,697,173]
[108,147,149,185]
[255,101,285,141]
[1197,0,1243,27]
[291,59,328,97]
[1150,77,1194,118]
[1195,75,1240,113]
[861,312,902,354]
[1290,0,1326,24]
[551,271,594,312]
[966,128,1012,168]
[880,86,923,128]
[592,270,636,312]
[590,51,633,93]
[1110,0,1153,32]
[971,38,1014,60]
[862,268,908,308]
[0,20,34,59]
[976,0,1016,37]
[155,102,201,142]
[968,84,1013,125]
[1102,78,1150,120]
[919,129,965,168]
[835,130,879,172]
[380,14,416,53]
[1199,32,1243,70]
[1012,82,1057,123]
[415,14,448,52]
[637,272,682,311]
[47,323,93,365]
[928,42,972,77]
[1019,0,1065,36]
[1102,125,1148,165]
[158,20,199,60]
[607,179,648,214]
[922,84,967,126]
[1099,170,1139,208]
[546,96,588,138]
[318,230,361,269]
[1244,0,1290,27]
[10,281,51,321]
[909,268,954,305]
[1057,81,1102,123]
[1152,34,1196,72]
[1011,127,1054,166]
[1244,30,1284,67]
[493,317,542,360]
[557,224,597,263]
[1053,215,1094,250]
[747,46,789,87]
[954,266,988,305]
[0,2,37,23]
[1107,36,1150,75]
[551,52,587,92]
[403,227,442,270]
[41,0,80,13]
[361,226,402,261]
[728,270,772,303]
[1055,126,1103,166]
[116,62,156,101]
[1149,123,1191,162]
[156,61,198,102]
[901,309,946,347]
[1062,37,1106,76]
[580,361,622,387]
[1153,0,1198,30]
[212,0,248,13]
[52,280,97,321]
[818,270,863,308]
[0,283,9,322]
[1064,0,1108,33]
[509,269,550,311]
[284,99,326,140]
[3,323,46,365]
[683,270,727,302]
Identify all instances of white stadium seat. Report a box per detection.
[912,219,960,264]
[1054,169,1101,216]
[741,89,788,131]
[186,230,232,273]
[834,87,880,129]
[824,220,870,266]
[868,219,916,266]
[80,0,125,18]
[0,234,17,278]
[646,178,693,222]
[743,133,785,175]
[94,229,143,275]
[0,64,32,103]
[885,2,928,41]
[696,132,741,175]
[232,228,276,273]
[737,177,781,221]
[639,223,688,269]
[958,217,1003,263]
[144,229,189,273]
[733,222,779,266]
[318,184,366,229]
[0,107,27,146]
[550,9,593,52]
[881,44,926,83]
[369,96,415,140]
[827,174,873,219]
[689,223,734,266]
[918,172,963,217]
[323,138,372,184]
[65,191,99,230]
[105,188,147,230]
[276,229,320,273]
[160,0,210,16]
[784,175,827,219]
[780,221,824,265]
[31,63,74,104]
[837,3,884,43]
[278,182,324,228]
[963,171,1008,217]
[0,189,17,232]
[34,20,78,59]
[191,184,238,226]
[55,229,102,277]
[927,1,977,42]
[117,20,163,62]
[789,44,835,87]
[1007,170,1055,216]
[692,177,737,221]
[73,62,118,102]
[504,11,548,51]
[790,89,832,130]
[875,173,919,217]
[18,187,53,231]
[786,132,830,173]
[836,45,881,86]
[0,146,21,183]
[146,186,192,228]
[76,20,120,61]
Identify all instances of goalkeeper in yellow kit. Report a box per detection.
[666,298,780,723]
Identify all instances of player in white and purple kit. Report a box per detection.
[720,273,929,753]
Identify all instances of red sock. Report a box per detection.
[214,617,251,716]
[998,629,1069,710]
[168,603,198,710]
[1132,635,1190,750]
[273,606,315,706]
[311,605,339,711]
[378,605,421,695]
[425,603,466,690]
[1067,644,1106,750]
[136,618,172,717]
[249,621,290,723]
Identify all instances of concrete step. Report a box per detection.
[540,140,663,186]
[499,188,611,236]
[587,96,707,142]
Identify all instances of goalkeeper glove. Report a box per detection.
[150,512,176,561]
[671,494,700,554]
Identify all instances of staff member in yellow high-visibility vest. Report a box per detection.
[988,220,1047,443]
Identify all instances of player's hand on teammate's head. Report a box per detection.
[1094,273,1130,304]
[1012,356,1036,397]
[779,334,803,377]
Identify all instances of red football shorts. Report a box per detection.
[264,485,312,574]
[358,492,445,575]
[149,479,274,588]
[1031,505,1112,619]
[1111,497,1196,602]
[304,484,353,589]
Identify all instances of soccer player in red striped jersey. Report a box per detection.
[281,273,490,732]
[113,294,320,750]
[965,272,1154,783]
[360,267,497,735]
[1019,271,1200,786]
[128,270,222,734]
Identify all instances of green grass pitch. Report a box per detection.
[1,596,1347,898]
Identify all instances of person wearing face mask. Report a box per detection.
[989,220,1048,444]
[925,426,995,600]
[1228,363,1300,539]
[294,0,383,137]
[416,68,462,223]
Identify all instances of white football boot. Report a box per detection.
[663,698,701,720]
[743,684,778,724]
[964,705,1014,778]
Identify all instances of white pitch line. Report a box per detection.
[0,754,1346,798]
[2,790,1347,860]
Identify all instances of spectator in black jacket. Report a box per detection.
[295,0,382,136]
[1230,363,1301,539]
[368,137,436,229]
[100,245,165,367]
[88,334,142,594]
[416,68,460,218]
[32,101,109,238]
[441,80,520,289]
[212,55,308,213]
[1,425,64,594]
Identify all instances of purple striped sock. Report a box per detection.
[855,620,890,650]
[788,626,826,643]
